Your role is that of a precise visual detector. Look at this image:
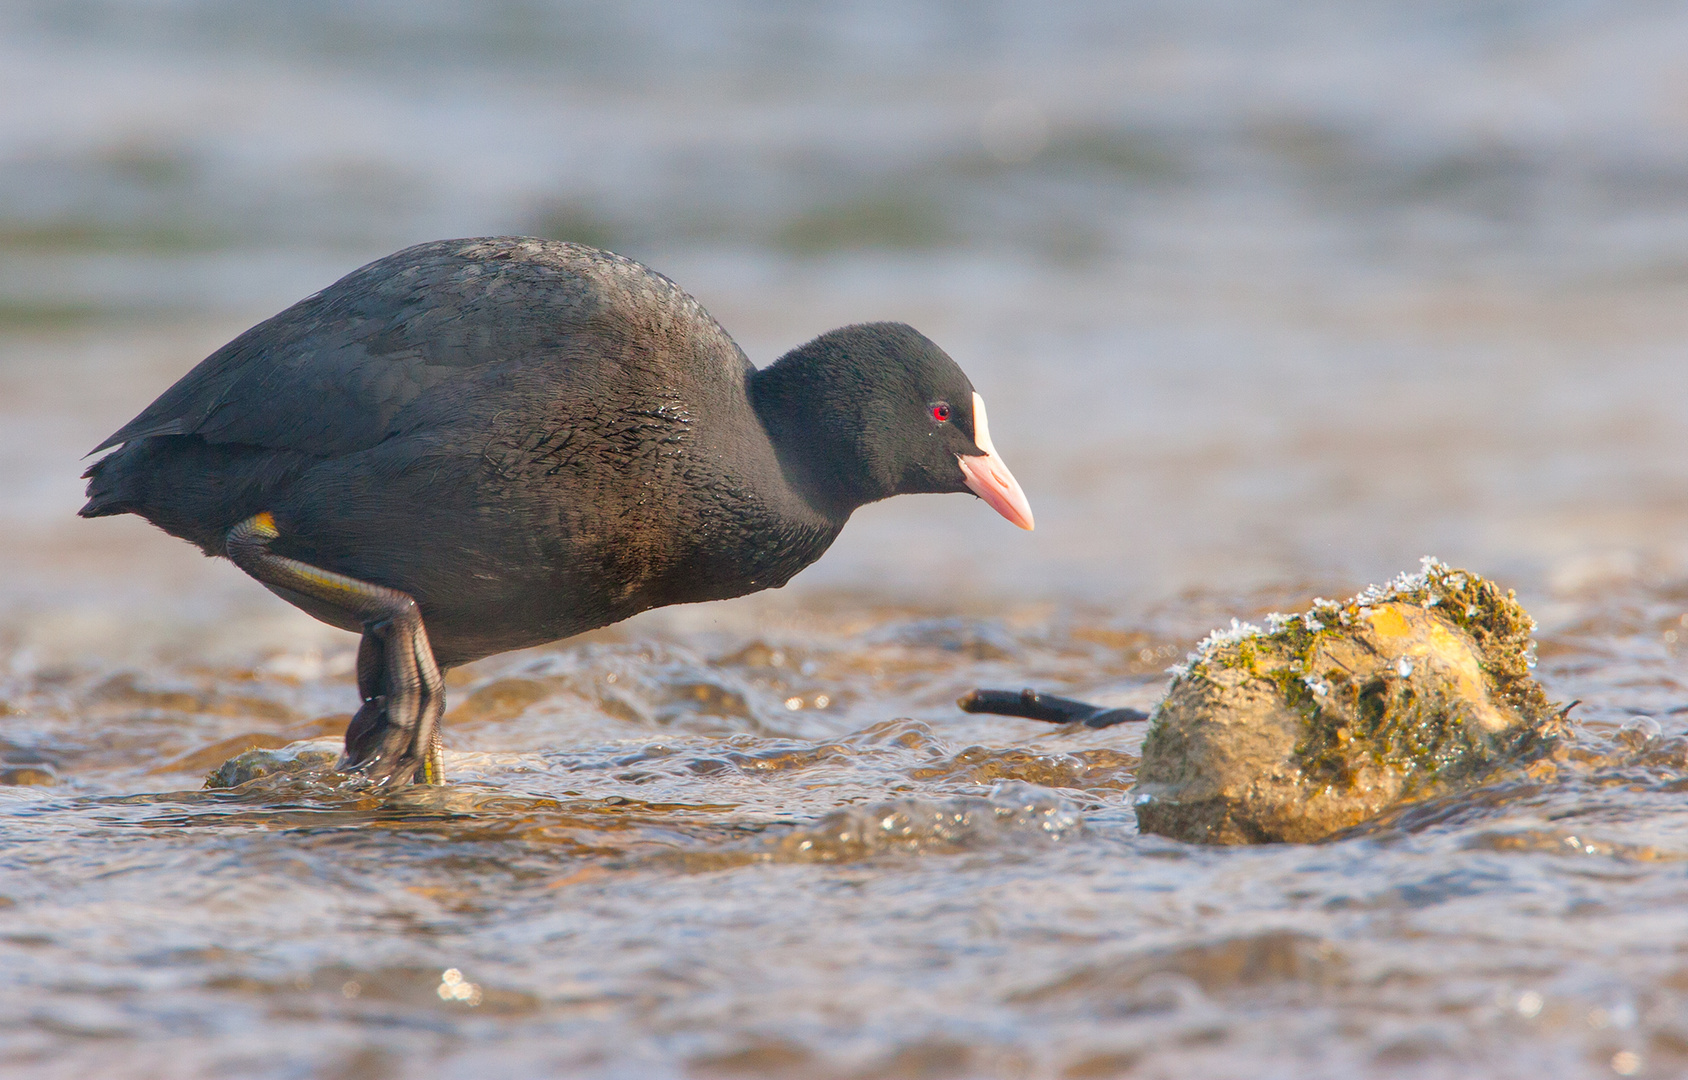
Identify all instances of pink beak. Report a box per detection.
[956,392,1035,531]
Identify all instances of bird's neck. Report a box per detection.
[748,346,894,521]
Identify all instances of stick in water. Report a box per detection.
[956,688,1148,729]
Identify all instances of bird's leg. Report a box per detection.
[344,617,445,784]
[226,512,445,785]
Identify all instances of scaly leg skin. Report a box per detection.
[226,513,446,785]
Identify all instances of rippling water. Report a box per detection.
[6,594,1688,1078]
[6,3,1688,1078]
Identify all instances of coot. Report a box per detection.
[82,237,1034,785]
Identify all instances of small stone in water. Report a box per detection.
[204,742,339,789]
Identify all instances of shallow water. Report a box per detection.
[5,590,1688,1079]
[7,2,1688,1078]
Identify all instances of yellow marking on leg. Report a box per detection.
[229,513,403,611]
[292,564,379,602]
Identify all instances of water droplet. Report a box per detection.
[1621,716,1661,739]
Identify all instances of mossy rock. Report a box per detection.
[1134,560,1563,844]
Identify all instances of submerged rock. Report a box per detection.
[0,765,56,786]
[204,740,339,789]
[1134,559,1564,844]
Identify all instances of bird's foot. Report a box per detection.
[338,612,446,785]
[343,695,445,785]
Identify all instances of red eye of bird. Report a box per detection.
[930,402,951,423]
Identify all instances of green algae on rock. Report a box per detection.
[1134,559,1564,844]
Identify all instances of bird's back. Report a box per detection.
[91,237,753,458]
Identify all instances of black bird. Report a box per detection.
[82,237,1034,785]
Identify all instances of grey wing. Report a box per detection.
[88,238,677,458]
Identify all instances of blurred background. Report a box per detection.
[5,0,1688,660]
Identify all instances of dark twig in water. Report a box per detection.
[956,688,1148,728]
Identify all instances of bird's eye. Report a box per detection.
[930,402,951,423]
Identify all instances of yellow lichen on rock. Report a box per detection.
[1134,560,1563,844]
